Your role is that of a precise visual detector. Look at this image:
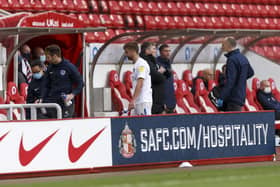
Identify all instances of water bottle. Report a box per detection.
[61,93,72,106]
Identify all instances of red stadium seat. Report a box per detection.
[229,17,241,29]
[238,17,250,29]
[183,70,193,89]
[194,79,218,113]
[108,0,121,14]
[211,3,224,16]
[6,82,25,120]
[166,2,178,15]
[100,14,113,27]
[194,2,207,15]
[184,2,197,15]
[99,0,109,13]
[157,2,168,15]
[174,81,189,114]
[118,0,130,14]
[7,0,20,11]
[41,0,54,11]
[73,0,88,12]
[192,16,205,29]
[251,77,263,110]
[147,2,160,15]
[0,0,9,10]
[52,0,65,11]
[110,14,124,28]
[124,71,133,99]
[257,4,269,17]
[89,0,99,13]
[220,16,232,29]
[208,80,217,91]
[135,15,145,28]
[62,0,75,12]
[211,17,224,29]
[19,82,28,101]
[173,16,185,29]
[221,3,234,16]
[88,14,101,27]
[268,78,280,102]
[109,70,132,116]
[183,16,196,28]
[201,16,214,29]
[18,0,32,11]
[78,14,91,26]
[172,71,180,82]
[104,29,116,40]
[128,1,141,14]
[244,88,260,111]
[175,2,186,15]
[164,16,176,29]
[144,16,157,30]
[179,80,201,113]
[124,15,135,28]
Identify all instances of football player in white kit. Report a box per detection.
[123,42,153,115]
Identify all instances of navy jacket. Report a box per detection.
[257,90,280,112]
[42,59,84,102]
[156,56,176,109]
[27,77,43,103]
[219,49,254,106]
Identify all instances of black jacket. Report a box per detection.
[42,59,84,102]
[219,49,254,106]
[156,56,176,109]
[257,90,280,112]
[27,77,43,103]
[140,53,165,114]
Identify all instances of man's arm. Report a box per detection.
[247,63,255,79]
[67,63,84,101]
[219,61,237,100]
[128,78,144,110]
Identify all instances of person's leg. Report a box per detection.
[224,102,242,112]
[275,111,280,120]
[62,102,75,118]
[152,103,165,114]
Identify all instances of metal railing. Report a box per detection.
[0,103,62,120]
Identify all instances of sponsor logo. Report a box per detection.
[60,70,66,76]
[68,127,106,163]
[19,130,58,166]
[119,122,136,158]
[0,131,9,142]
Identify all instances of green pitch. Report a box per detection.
[2,164,280,187]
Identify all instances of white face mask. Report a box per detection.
[264,87,271,94]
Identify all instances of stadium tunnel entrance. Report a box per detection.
[90,29,280,117]
[0,11,106,117]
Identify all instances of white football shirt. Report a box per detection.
[132,57,152,104]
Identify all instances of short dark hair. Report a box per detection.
[45,44,62,57]
[123,41,139,53]
[140,42,155,55]
[30,59,43,68]
[159,44,169,52]
[226,37,237,48]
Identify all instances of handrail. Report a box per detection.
[0,103,62,120]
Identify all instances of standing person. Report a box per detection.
[124,41,152,116]
[216,37,254,111]
[41,44,84,118]
[32,47,47,71]
[156,44,176,113]
[18,44,32,85]
[140,42,166,114]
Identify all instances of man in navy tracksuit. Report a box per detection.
[257,80,280,120]
[41,45,84,118]
[156,44,176,113]
[217,37,254,111]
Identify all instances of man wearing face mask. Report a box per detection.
[140,42,166,114]
[32,47,47,71]
[18,44,32,85]
[41,44,84,118]
[257,80,280,120]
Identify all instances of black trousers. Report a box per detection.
[224,102,242,112]
[275,111,280,120]
[42,98,75,119]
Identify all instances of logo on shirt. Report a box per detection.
[138,66,145,73]
[60,70,66,76]
[119,122,136,158]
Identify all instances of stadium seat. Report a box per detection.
[52,0,65,12]
[192,16,205,29]
[124,71,133,99]
[0,0,10,10]
[220,16,232,29]
[172,71,180,82]
[128,1,141,14]
[124,15,135,28]
[99,0,109,13]
[89,0,99,13]
[147,2,160,15]
[18,0,32,11]
[40,0,54,11]
[88,14,101,27]
[73,0,88,12]
[244,88,260,111]
[99,14,113,27]
[163,16,176,29]
[229,17,241,29]
[78,14,91,26]
[62,0,75,12]
[6,82,25,120]
[108,0,121,14]
[207,80,217,91]
[183,70,193,90]
[104,29,116,40]
[211,17,224,29]
[201,16,214,29]
[238,17,250,29]
[194,79,218,113]
[19,82,28,101]
[173,81,189,114]
[109,14,124,28]
[179,80,201,113]
[173,16,185,29]
[175,2,186,15]
[268,78,280,102]
[185,2,197,15]
[251,77,263,110]
[194,2,207,15]
[166,2,178,15]
[135,15,145,28]
[144,16,157,30]
[109,70,132,116]
[7,0,20,11]
[118,0,130,14]
[183,16,196,28]
[157,2,168,15]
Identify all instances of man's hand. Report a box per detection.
[66,93,75,102]
[217,99,223,108]
[34,99,42,104]
[128,100,135,111]
[158,66,166,74]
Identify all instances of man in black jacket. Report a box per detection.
[41,45,84,118]
[217,37,254,111]
[140,42,166,114]
[257,80,280,120]
[156,44,176,113]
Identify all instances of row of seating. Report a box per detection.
[251,46,280,63]
[0,0,89,12]
[101,1,280,17]
[108,69,280,116]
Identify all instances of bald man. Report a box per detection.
[216,37,254,111]
[191,68,214,95]
[257,80,280,120]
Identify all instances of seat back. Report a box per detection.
[251,77,263,110]
[124,71,133,99]
[244,88,259,111]
[109,70,131,115]
[194,79,218,113]
[179,80,200,113]
[207,80,217,91]
[19,82,28,101]
[173,81,189,114]
[6,82,24,104]
[183,69,193,89]
[268,78,280,101]
[172,71,179,81]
